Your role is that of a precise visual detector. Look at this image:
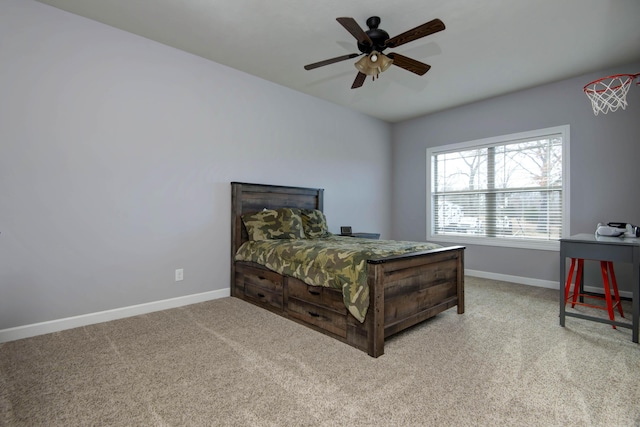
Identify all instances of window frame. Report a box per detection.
[426,125,570,251]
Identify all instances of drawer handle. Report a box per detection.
[308,289,321,296]
[308,311,320,318]
[258,276,266,280]
[257,293,265,298]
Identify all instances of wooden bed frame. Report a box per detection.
[230,182,465,357]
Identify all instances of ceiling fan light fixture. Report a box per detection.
[354,51,393,76]
[378,53,393,72]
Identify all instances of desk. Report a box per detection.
[559,233,640,343]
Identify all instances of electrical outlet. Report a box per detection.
[175,268,184,282]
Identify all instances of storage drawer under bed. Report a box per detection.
[286,276,346,312]
[285,277,347,338]
[235,263,284,311]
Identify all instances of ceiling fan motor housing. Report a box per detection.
[357,16,389,54]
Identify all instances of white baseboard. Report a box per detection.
[465,269,632,299]
[2,271,631,344]
[0,288,230,344]
[582,285,632,299]
[465,269,559,290]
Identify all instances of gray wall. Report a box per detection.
[391,62,640,286]
[0,1,392,329]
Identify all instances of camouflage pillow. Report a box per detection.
[299,209,331,238]
[242,208,305,241]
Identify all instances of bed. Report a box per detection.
[230,182,465,357]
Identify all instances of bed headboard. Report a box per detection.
[230,182,324,260]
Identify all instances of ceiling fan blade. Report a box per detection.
[385,18,445,48]
[304,53,360,70]
[351,72,367,89]
[336,17,373,46]
[387,53,431,76]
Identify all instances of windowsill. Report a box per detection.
[427,234,560,251]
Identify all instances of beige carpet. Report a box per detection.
[1,277,639,427]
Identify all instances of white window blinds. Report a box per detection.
[427,126,569,250]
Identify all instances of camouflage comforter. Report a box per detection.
[234,235,442,323]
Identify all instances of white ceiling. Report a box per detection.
[35,0,640,123]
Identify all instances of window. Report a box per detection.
[427,125,570,250]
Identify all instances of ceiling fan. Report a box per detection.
[304,16,445,89]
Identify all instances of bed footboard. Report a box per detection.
[364,245,465,357]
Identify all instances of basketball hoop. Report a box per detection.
[583,73,640,115]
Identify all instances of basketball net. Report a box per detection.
[583,73,640,115]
